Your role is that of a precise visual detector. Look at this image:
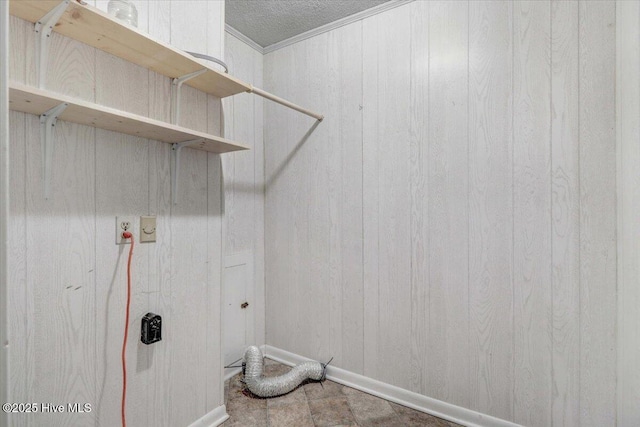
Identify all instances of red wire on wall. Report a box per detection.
[121,231,134,427]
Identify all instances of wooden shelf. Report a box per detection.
[9,81,250,153]
[10,0,252,98]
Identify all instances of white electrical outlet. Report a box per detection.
[116,216,136,245]
[140,216,157,243]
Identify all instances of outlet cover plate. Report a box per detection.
[116,216,136,245]
[140,216,157,243]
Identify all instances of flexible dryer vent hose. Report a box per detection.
[243,346,326,397]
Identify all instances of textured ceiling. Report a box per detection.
[226,0,389,48]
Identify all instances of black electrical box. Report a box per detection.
[141,312,162,345]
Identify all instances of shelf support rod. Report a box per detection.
[249,86,324,121]
[171,139,205,205]
[170,69,207,125]
[40,102,68,200]
[35,0,71,88]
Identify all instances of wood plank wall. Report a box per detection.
[617,1,640,426]
[263,1,617,425]
[0,2,9,426]
[7,1,227,426]
[223,33,265,348]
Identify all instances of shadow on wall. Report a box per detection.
[265,120,322,188]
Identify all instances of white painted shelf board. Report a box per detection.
[9,82,250,153]
[10,0,252,98]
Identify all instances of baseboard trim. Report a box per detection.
[224,366,242,381]
[262,345,520,427]
[187,404,229,427]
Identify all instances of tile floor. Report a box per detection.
[224,359,462,427]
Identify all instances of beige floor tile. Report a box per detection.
[390,402,456,426]
[226,387,267,412]
[304,379,343,400]
[343,387,394,422]
[224,408,268,427]
[357,414,407,427]
[224,361,464,427]
[266,384,308,407]
[308,396,357,426]
[268,401,315,427]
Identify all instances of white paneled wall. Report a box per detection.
[0,2,9,426]
[617,1,640,426]
[263,1,617,426]
[7,1,227,426]
[223,32,265,347]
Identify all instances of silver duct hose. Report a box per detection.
[242,346,326,397]
[185,51,229,73]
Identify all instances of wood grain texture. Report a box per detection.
[8,83,249,152]
[146,140,173,427]
[7,2,229,425]
[223,35,256,256]
[617,1,640,425]
[11,0,250,98]
[168,3,221,422]
[253,41,266,349]
[305,32,331,362]
[145,18,173,419]
[551,1,580,425]
[96,49,149,115]
[26,117,97,427]
[361,14,380,382]
[168,144,209,426]
[578,2,617,426]
[47,31,95,101]
[94,130,150,427]
[7,16,33,427]
[8,111,28,427]
[370,5,413,391]
[329,22,364,374]
[7,15,28,427]
[426,0,469,407]
[8,16,26,82]
[512,2,552,425]
[409,0,429,397]
[261,1,620,425]
[207,1,224,60]
[207,150,224,409]
[0,5,8,426]
[288,40,312,359]
[468,1,513,420]
[21,20,98,425]
[94,48,151,427]
[206,16,225,404]
[327,25,344,369]
[264,46,290,351]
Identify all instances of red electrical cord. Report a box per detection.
[121,231,134,427]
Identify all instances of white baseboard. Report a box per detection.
[224,366,242,381]
[188,404,229,427]
[262,345,521,427]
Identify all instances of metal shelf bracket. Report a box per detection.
[35,0,70,88]
[170,69,207,125]
[171,139,205,205]
[40,102,68,199]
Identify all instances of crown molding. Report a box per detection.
[225,24,265,55]
[263,0,413,54]
[226,0,414,56]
